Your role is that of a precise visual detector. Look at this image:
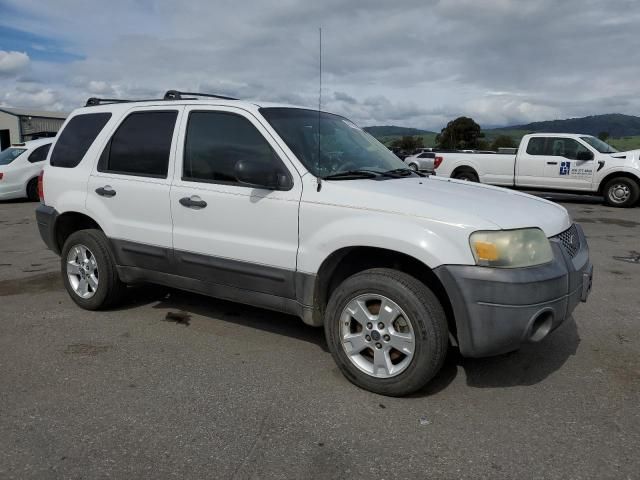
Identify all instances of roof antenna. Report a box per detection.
[317,26,323,192]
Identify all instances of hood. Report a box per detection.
[317,175,571,237]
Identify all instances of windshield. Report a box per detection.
[260,108,409,178]
[580,136,618,153]
[0,147,26,166]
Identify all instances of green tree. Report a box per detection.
[391,135,424,151]
[598,131,610,141]
[436,117,484,149]
[490,134,517,151]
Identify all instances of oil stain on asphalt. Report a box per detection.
[0,271,61,296]
[574,217,640,228]
[164,311,191,326]
[613,251,640,264]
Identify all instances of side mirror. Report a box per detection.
[576,150,594,161]
[234,159,292,190]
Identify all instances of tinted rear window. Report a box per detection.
[28,144,51,163]
[98,111,177,178]
[50,113,111,168]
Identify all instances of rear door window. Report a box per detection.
[525,138,547,156]
[28,144,51,163]
[98,111,178,178]
[50,113,112,168]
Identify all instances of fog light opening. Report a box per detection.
[528,311,553,342]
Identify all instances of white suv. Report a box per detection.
[36,91,593,396]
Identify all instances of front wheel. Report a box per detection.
[325,268,449,396]
[408,163,418,171]
[603,177,640,207]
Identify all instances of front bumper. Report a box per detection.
[434,224,592,358]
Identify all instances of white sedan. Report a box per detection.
[0,138,53,201]
[403,151,442,173]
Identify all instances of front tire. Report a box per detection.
[603,177,639,207]
[408,163,418,171]
[325,268,448,396]
[61,229,125,310]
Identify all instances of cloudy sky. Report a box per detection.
[0,0,639,130]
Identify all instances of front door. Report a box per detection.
[170,106,301,298]
[541,137,596,190]
[516,136,595,190]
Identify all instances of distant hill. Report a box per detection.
[363,125,433,137]
[494,113,640,137]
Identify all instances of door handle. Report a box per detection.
[546,161,558,165]
[95,185,116,197]
[179,195,207,209]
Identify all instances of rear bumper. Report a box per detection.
[35,204,60,254]
[434,224,592,358]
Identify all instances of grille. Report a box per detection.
[554,224,580,258]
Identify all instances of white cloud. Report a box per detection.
[0,51,30,76]
[0,0,639,129]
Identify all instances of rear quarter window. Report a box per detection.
[50,113,112,168]
[28,144,52,163]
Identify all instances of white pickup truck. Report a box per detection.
[435,133,640,207]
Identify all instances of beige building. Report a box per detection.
[0,107,67,150]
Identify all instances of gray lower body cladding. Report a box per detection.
[434,224,592,358]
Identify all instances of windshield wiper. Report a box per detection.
[322,170,381,180]
[383,168,421,177]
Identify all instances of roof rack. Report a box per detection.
[85,90,239,107]
[163,90,238,101]
[85,97,162,107]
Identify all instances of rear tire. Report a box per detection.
[602,177,639,207]
[453,170,479,182]
[26,178,39,201]
[61,229,125,310]
[325,268,449,396]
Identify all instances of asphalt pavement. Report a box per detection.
[0,194,638,479]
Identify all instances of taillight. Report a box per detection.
[0,173,3,180]
[434,156,443,169]
[38,170,44,202]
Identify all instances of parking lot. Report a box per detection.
[0,196,638,479]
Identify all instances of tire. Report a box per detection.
[453,170,478,182]
[60,229,125,310]
[408,163,418,171]
[324,268,449,396]
[602,177,640,208]
[26,178,39,202]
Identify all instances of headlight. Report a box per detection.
[469,228,553,268]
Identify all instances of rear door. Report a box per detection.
[86,106,183,271]
[170,106,301,298]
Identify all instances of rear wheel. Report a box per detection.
[603,177,639,207]
[26,178,39,201]
[61,229,125,310]
[325,268,448,396]
[453,170,478,182]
